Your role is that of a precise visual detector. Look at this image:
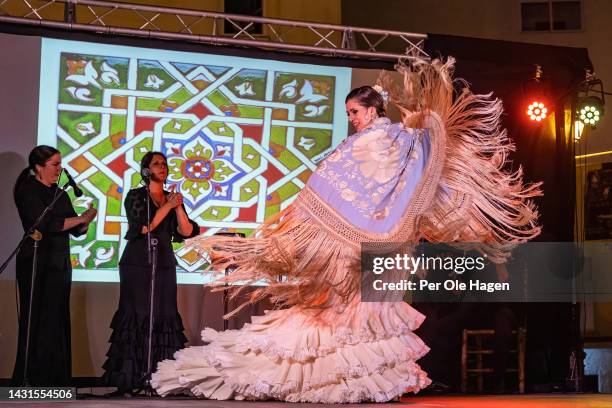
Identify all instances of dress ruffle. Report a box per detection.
[152,302,430,403]
[103,311,187,391]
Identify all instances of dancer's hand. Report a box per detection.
[495,263,509,283]
[415,266,428,280]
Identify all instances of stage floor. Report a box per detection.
[1,393,610,407]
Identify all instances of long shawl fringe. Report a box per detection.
[187,57,541,316]
[382,57,542,262]
[187,204,361,317]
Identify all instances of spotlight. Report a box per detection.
[577,95,604,127]
[527,100,548,122]
[576,77,605,129]
[523,65,551,124]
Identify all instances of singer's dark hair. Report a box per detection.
[14,145,60,201]
[140,151,167,182]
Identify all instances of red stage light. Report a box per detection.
[527,100,548,122]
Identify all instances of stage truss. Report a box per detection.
[0,0,429,61]
[0,0,428,280]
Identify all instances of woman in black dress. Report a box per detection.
[103,151,199,394]
[12,145,97,386]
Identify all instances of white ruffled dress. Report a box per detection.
[152,299,430,403]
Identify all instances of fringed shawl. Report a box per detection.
[185,57,542,315]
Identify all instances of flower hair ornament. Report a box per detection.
[372,84,389,108]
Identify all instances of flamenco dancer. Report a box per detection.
[151,58,541,403]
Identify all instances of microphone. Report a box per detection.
[64,170,83,197]
[141,168,151,184]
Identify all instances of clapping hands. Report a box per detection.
[165,192,183,209]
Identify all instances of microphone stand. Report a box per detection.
[137,177,158,396]
[213,232,244,331]
[0,180,71,386]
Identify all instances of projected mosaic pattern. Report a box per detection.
[51,52,344,273]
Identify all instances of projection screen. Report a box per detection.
[36,38,352,283]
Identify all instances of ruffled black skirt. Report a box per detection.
[102,264,187,391]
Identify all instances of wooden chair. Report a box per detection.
[461,328,526,393]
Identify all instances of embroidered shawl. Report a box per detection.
[186,58,542,313]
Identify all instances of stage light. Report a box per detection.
[575,76,605,130]
[577,96,603,127]
[527,100,548,122]
[523,65,551,124]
